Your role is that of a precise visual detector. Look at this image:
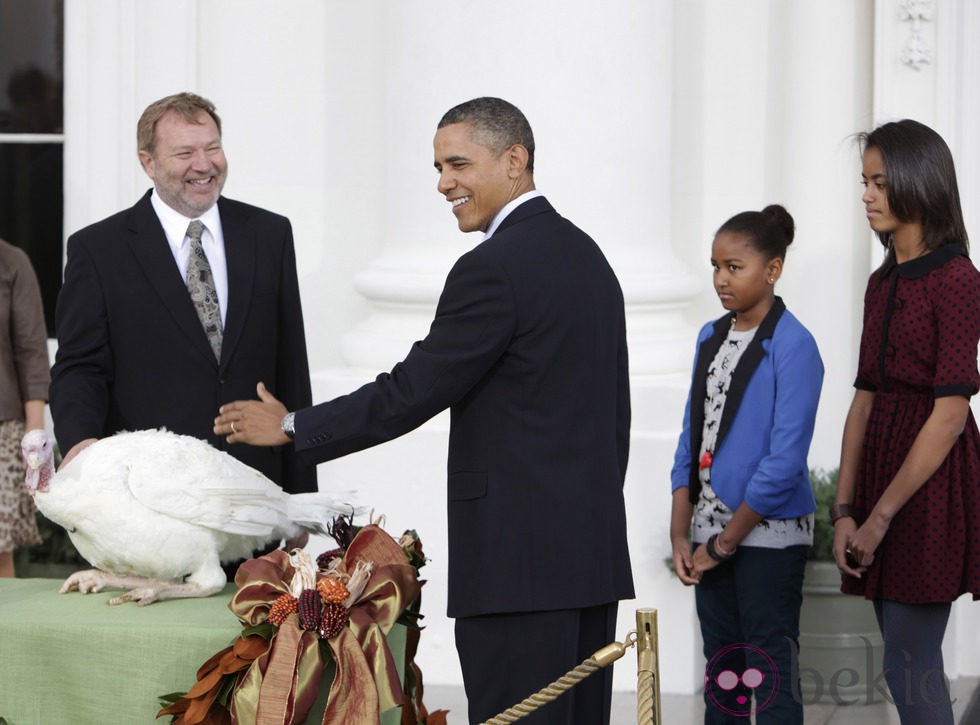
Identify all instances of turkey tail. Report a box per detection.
[287,492,363,536]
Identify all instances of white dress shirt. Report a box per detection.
[483,189,543,240]
[150,190,228,326]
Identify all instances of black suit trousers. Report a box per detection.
[455,603,618,725]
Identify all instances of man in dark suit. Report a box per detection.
[49,92,314,501]
[216,97,633,724]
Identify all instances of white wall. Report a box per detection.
[61,0,980,696]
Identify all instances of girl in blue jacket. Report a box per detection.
[670,204,823,724]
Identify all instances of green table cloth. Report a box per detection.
[0,578,405,724]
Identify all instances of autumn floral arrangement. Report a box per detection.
[157,513,445,725]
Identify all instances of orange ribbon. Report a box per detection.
[156,633,268,724]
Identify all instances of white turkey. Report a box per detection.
[21,428,356,606]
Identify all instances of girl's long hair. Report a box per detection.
[859,119,969,255]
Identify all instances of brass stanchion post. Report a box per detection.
[635,608,661,725]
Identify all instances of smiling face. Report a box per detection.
[711,231,781,329]
[433,121,531,233]
[139,109,227,218]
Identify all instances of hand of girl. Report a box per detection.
[672,539,700,585]
[832,518,865,578]
[846,513,890,569]
[691,544,720,577]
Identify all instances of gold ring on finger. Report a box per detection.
[231,421,238,434]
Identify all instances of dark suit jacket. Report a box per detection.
[293,197,634,617]
[50,190,315,493]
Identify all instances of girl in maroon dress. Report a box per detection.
[833,119,980,724]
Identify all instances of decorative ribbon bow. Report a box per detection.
[158,524,424,725]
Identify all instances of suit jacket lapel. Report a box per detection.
[217,197,255,370]
[126,191,217,363]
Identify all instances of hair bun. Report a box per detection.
[762,204,795,246]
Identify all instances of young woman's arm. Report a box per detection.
[691,501,764,575]
[832,389,874,577]
[713,503,764,553]
[845,394,969,566]
[24,399,45,432]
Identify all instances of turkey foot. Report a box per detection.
[59,569,222,606]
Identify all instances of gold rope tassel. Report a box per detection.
[635,609,661,725]
[478,632,637,725]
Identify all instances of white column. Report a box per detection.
[769,1,875,468]
[340,3,700,379]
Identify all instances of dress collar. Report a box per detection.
[880,244,967,280]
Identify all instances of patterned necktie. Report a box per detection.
[185,220,222,361]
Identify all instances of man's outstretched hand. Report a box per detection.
[215,382,290,446]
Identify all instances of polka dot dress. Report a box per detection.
[842,246,980,603]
